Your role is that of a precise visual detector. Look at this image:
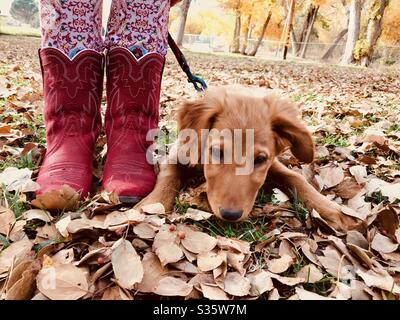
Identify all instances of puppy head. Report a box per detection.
[177,85,314,221]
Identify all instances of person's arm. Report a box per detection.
[171,0,183,7]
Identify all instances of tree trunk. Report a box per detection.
[241,15,252,55]
[248,11,272,57]
[231,9,242,53]
[176,0,191,47]
[299,5,319,59]
[340,0,361,65]
[282,0,296,60]
[321,28,348,60]
[291,30,300,56]
[360,0,389,67]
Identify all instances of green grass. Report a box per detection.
[0,25,40,37]
[254,189,278,208]
[290,190,310,223]
[316,134,350,148]
[366,191,390,205]
[1,188,26,219]
[197,217,269,244]
[0,153,40,171]
[387,124,400,134]
[303,274,335,296]
[174,197,190,214]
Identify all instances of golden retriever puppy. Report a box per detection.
[137,85,358,232]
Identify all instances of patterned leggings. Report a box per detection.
[39,0,170,58]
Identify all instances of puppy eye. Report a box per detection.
[210,147,223,162]
[254,155,267,167]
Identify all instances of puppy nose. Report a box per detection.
[219,208,244,221]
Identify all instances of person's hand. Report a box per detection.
[171,0,183,7]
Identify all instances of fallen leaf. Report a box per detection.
[36,264,88,300]
[111,239,143,289]
[155,243,183,266]
[197,251,223,272]
[180,226,217,254]
[247,270,274,296]
[0,206,16,235]
[200,283,229,300]
[137,252,165,293]
[133,222,156,239]
[32,185,80,210]
[223,272,250,297]
[371,232,398,253]
[0,238,32,274]
[267,255,293,274]
[296,264,324,283]
[296,287,334,300]
[154,277,193,296]
[0,167,39,192]
[183,208,212,221]
[24,209,52,223]
[141,203,165,215]
[318,165,344,189]
[55,216,71,238]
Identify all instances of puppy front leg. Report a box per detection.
[135,162,182,213]
[267,160,360,232]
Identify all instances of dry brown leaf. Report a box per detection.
[153,225,178,251]
[171,260,199,274]
[24,209,52,223]
[380,183,400,203]
[296,287,334,300]
[0,238,32,274]
[137,252,165,293]
[52,249,75,265]
[346,230,369,249]
[154,277,193,297]
[247,270,274,296]
[267,255,293,274]
[0,167,39,192]
[141,203,165,215]
[318,165,344,189]
[55,216,71,237]
[268,288,280,300]
[356,269,399,293]
[104,209,144,228]
[155,243,183,266]
[111,239,143,289]
[296,264,324,283]
[268,272,305,286]
[101,286,132,300]
[197,251,223,272]
[5,260,40,300]
[371,232,398,254]
[180,226,217,254]
[36,264,88,300]
[133,222,156,239]
[183,208,212,221]
[32,185,80,210]
[223,272,250,297]
[200,283,229,300]
[0,206,16,235]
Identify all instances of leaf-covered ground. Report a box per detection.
[1,35,400,300]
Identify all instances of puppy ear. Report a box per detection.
[266,95,314,163]
[177,91,223,132]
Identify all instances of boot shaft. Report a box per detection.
[39,48,104,150]
[105,47,165,152]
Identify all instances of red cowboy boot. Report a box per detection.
[36,48,104,202]
[102,47,165,203]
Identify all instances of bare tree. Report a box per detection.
[281,0,296,60]
[340,0,362,65]
[298,3,319,58]
[231,3,242,53]
[248,11,272,56]
[241,14,253,55]
[176,0,192,47]
[360,0,390,67]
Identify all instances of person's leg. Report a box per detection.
[35,1,105,208]
[102,0,171,202]
[39,0,104,57]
